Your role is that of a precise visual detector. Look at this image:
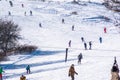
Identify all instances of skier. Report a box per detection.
[0,67,4,80]
[68,40,71,47]
[68,64,78,80]
[99,37,102,43]
[84,42,87,50]
[78,53,83,64]
[62,18,65,24]
[26,65,31,74]
[72,25,74,31]
[104,27,107,33]
[20,75,26,80]
[81,37,84,42]
[89,41,92,50]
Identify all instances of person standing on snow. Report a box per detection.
[62,18,65,24]
[30,10,32,16]
[20,75,26,80]
[8,11,11,16]
[104,27,107,33]
[84,42,87,50]
[89,41,92,50]
[111,57,120,80]
[111,64,120,80]
[72,25,74,31]
[21,4,24,8]
[68,40,71,47]
[68,64,78,80]
[99,37,102,43]
[9,1,13,7]
[81,37,84,42]
[0,67,4,80]
[78,53,83,64]
[26,65,31,74]
[39,22,42,27]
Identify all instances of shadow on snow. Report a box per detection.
[1,49,65,69]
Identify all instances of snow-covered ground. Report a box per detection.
[0,0,120,80]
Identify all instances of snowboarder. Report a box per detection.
[20,75,26,80]
[0,67,4,80]
[104,27,107,33]
[26,65,30,74]
[72,25,74,31]
[30,10,32,16]
[68,40,71,47]
[84,42,87,50]
[89,41,92,50]
[81,37,84,42]
[99,37,102,43]
[68,64,78,80]
[62,18,65,24]
[78,53,83,64]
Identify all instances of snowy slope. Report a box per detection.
[0,0,120,80]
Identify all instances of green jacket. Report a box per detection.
[0,67,4,74]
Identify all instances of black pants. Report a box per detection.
[71,75,74,80]
[27,69,30,74]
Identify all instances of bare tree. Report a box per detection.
[0,20,21,55]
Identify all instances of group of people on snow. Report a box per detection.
[0,1,116,80]
[0,64,31,80]
[68,53,83,80]
[1,56,119,80]
[5,0,33,16]
[67,36,103,50]
[20,65,31,80]
[68,56,120,80]
[19,65,31,80]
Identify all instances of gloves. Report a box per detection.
[76,73,78,75]
[68,74,70,76]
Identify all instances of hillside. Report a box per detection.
[0,0,120,80]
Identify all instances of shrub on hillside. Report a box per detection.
[15,45,38,53]
[71,11,78,15]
